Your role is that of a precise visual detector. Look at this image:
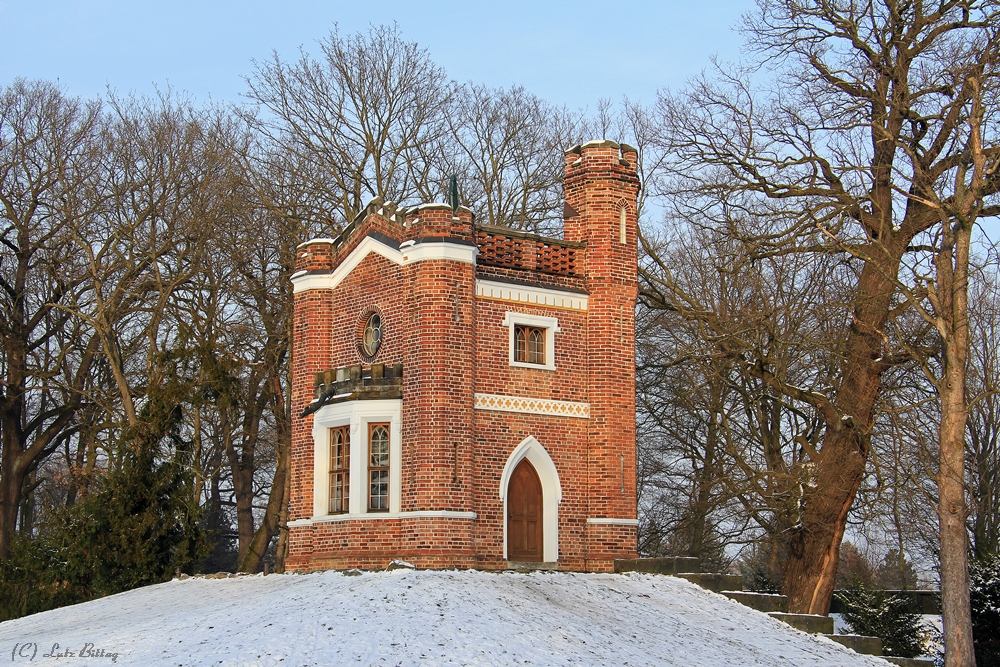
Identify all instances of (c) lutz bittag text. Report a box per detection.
[10,642,118,663]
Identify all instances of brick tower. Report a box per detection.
[563,140,640,565]
[286,140,639,572]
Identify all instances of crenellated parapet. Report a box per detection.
[475,225,583,275]
[293,198,477,276]
[303,362,404,416]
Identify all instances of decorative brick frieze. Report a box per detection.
[473,393,591,418]
[475,265,585,293]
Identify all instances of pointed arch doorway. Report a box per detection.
[500,435,561,563]
[507,459,543,561]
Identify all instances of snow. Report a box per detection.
[0,569,896,667]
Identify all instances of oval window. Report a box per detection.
[362,313,382,357]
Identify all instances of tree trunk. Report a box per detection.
[219,405,257,563]
[0,434,24,558]
[685,376,722,563]
[936,212,976,667]
[233,462,256,561]
[780,252,898,614]
[17,468,36,533]
[237,439,289,573]
[274,455,291,574]
[940,375,976,667]
[0,404,81,558]
[781,427,868,614]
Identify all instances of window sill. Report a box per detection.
[509,360,556,371]
[289,510,478,527]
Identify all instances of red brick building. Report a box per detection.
[286,140,639,572]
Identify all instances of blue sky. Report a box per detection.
[1,0,996,243]
[0,0,753,109]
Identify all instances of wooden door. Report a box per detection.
[507,458,543,561]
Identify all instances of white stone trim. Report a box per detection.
[296,238,338,249]
[501,312,560,371]
[310,399,403,519]
[476,279,588,311]
[402,241,477,265]
[474,393,590,419]
[288,510,476,527]
[292,235,477,293]
[500,436,561,563]
[586,518,639,526]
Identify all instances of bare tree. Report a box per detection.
[582,97,667,222]
[440,84,581,235]
[245,24,452,229]
[901,105,1000,659]
[644,2,1000,635]
[198,162,294,574]
[63,91,216,436]
[638,218,850,578]
[0,80,104,558]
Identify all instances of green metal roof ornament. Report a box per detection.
[449,175,459,215]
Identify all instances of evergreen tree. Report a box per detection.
[836,583,926,658]
[971,553,1000,667]
[0,360,207,621]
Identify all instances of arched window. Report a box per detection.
[514,325,545,365]
[329,426,350,513]
[368,423,390,511]
[310,400,402,519]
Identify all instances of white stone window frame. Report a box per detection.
[311,399,402,519]
[503,312,560,371]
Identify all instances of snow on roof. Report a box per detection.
[0,569,893,666]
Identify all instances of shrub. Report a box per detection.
[971,553,1000,667]
[736,543,783,594]
[0,397,207,621]
[836,583,926,658]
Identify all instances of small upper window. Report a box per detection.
[503,312,559,371]
[514,325,545,365]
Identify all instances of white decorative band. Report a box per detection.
[290,510,477,527]
[586,518,640,526]
[474,393,590,419]
[292,236,477,293]
[476,279,588,311]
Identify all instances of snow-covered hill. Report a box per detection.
[0,568,894,666]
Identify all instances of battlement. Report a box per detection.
[332,197,408,248]
[563,139,638,170]
[294,198,477,274]
[303,362,404,416]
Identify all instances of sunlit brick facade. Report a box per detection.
[286,140,639,572]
